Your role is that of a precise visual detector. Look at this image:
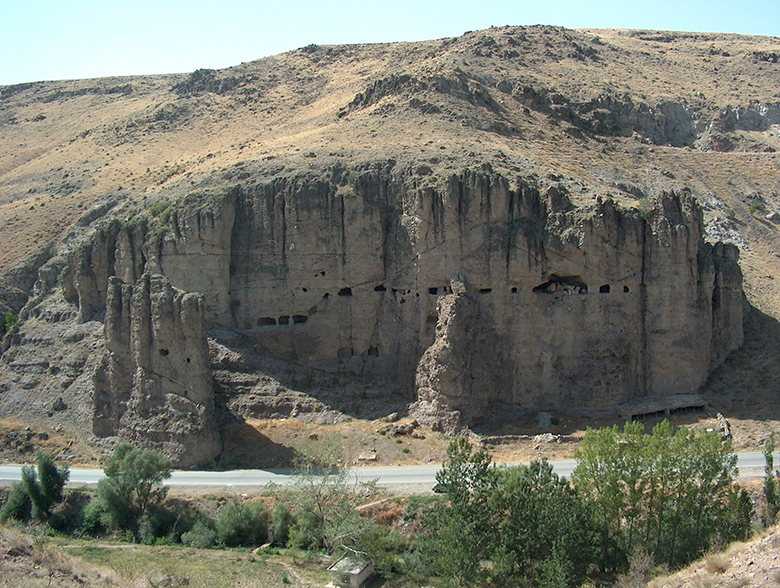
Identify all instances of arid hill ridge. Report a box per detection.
[1,26,780,466]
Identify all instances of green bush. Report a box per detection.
[1,310,18,336]
[764,432,780,526]
[181,520,217,548]
[272,503,293,547]
[148,201,171,218]
[0,484,32,523]
[216,499,269,547]
[138,505,177,544]
[80,499,110,535]
[287,508,322,550]
[356,526,409,577]
[23,452,69,521]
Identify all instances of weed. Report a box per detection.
[705,552,730,574]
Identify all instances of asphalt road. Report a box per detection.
[0,451,776,490]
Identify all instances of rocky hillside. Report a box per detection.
[1,26,779,466]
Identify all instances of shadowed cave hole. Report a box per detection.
[338,287,353,297]
[279,315,290,325]
[600,284,611,293]
[429,287,438,295]
[292,315,308,324]
[533,274,588,294]
[367,347,379,357]
[479,288,492,294]
[159,349,169,357]
[257,317,277,327]
[374,284,386,292]
[624,286,630,293]
[511,287,518,294]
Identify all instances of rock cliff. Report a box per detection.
[6,25,777,464]
[92,273,220,468]
[50,165,743,456]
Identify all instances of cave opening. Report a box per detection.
[533,274,588,295]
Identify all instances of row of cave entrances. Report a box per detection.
[255,277,632,328]
[532,274,631,295]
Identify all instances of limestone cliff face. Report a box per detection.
[414,191,743,425]
[93,273,220,468]
[66,166,743,452]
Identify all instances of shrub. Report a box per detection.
[1,310,18,336]
[287,508,322,550]
[138,505,176,544]
[0,484,32,523]
[272,503,293,547]
[24,452,69,521]
[216,499,269,547]
[148,201,171,218]
[95,443,171,531]
[2,452,69,524]
[80,499,110,535]
[181,520,217,549]
[705,553,730,574]
[356,526,409,577]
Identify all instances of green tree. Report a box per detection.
[573,420,750,571]
[95,443,171,530]
[412,438,498,587]
[21,453,69,522]
[0,452,69,524]
[763,432,780,526]
[289,434,374,554]
[493,460,595,587]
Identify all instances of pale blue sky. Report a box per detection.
[1,0,778,86]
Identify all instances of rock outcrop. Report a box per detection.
[60,166,742,443]
[93,273,220,467]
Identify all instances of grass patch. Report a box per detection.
[60,540,315,588]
